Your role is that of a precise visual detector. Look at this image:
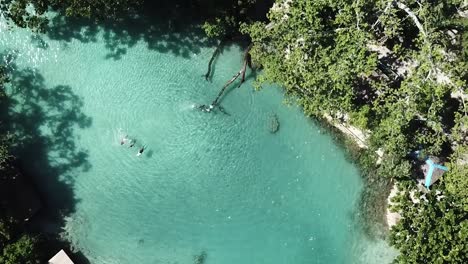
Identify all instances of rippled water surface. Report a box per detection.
[1,13,396,264]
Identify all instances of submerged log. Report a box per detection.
[204,41,224,82]
[237,59,248,88]
[238,43,253,88]
[211,69,243,106]
[198,43,254,114]
[194,251,207,264]
[211,44,253,106]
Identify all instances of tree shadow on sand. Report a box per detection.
[45,2,217,60]
[0,60,92,262]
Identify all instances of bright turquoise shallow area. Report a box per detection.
[1,14,395,264]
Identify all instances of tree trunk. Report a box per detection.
[204,40,224,81]
[211,69,243,106]
[210,43,253,106]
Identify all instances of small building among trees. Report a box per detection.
[48,250,74,264]
[421,157,448,189]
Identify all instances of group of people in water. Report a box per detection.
[198,104,214,113]
[197,103,229,115]
[119,103,228,156]
[120,135,146,156]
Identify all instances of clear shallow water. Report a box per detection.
[1,13,396,264]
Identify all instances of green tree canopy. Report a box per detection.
[244,0,467,160]
[390,185,467,263]
[244,0,468,262]
[0,0,143,30]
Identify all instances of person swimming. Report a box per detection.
[120,135,128,145]
[137,146,146,156]
[208,104,214,111]
[198,104,208,112]
[197,104,214,113]
[129,139,136,148]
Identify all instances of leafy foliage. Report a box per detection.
[0,234,39,264]
[1,0,467,262]
[200,0,272,39]
[244,0,468,262]
[390,185,467,263]
[244,0,466,159]
[0,169,39,264]
[1,0,272,38]
[202,16,236,39]
[444,146,468,211]
[0,67,11,168]
[0,61,39,264]
[0,0,143,31]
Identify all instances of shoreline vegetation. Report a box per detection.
[315,115,393,238]
[1,0,467,263]
[243,1,467,263]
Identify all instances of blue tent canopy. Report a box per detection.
[424,158,448,188]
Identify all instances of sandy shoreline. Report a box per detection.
[323,113,401,229]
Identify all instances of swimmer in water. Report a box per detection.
[197,104,214,113]
[137,146,146,156]
[120,135,128,145]
[206,104,214,113]
[129,139,136,148]
[198,104,207,111]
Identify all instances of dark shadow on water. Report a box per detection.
[145,149,154,158]
[30,34,50,49]
[0,56,92,262]
[45,2,219,60]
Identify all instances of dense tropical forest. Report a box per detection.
[1,0,467,263]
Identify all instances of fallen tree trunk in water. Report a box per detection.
[204,41,224,81]
[237,59,248,88]
[197,44,253,114]
[211,44,253,106]
[211,69,243,106]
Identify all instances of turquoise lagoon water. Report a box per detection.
[1,14,396,264]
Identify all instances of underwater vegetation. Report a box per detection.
[268,113,280,134]
[193,251,207,264]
